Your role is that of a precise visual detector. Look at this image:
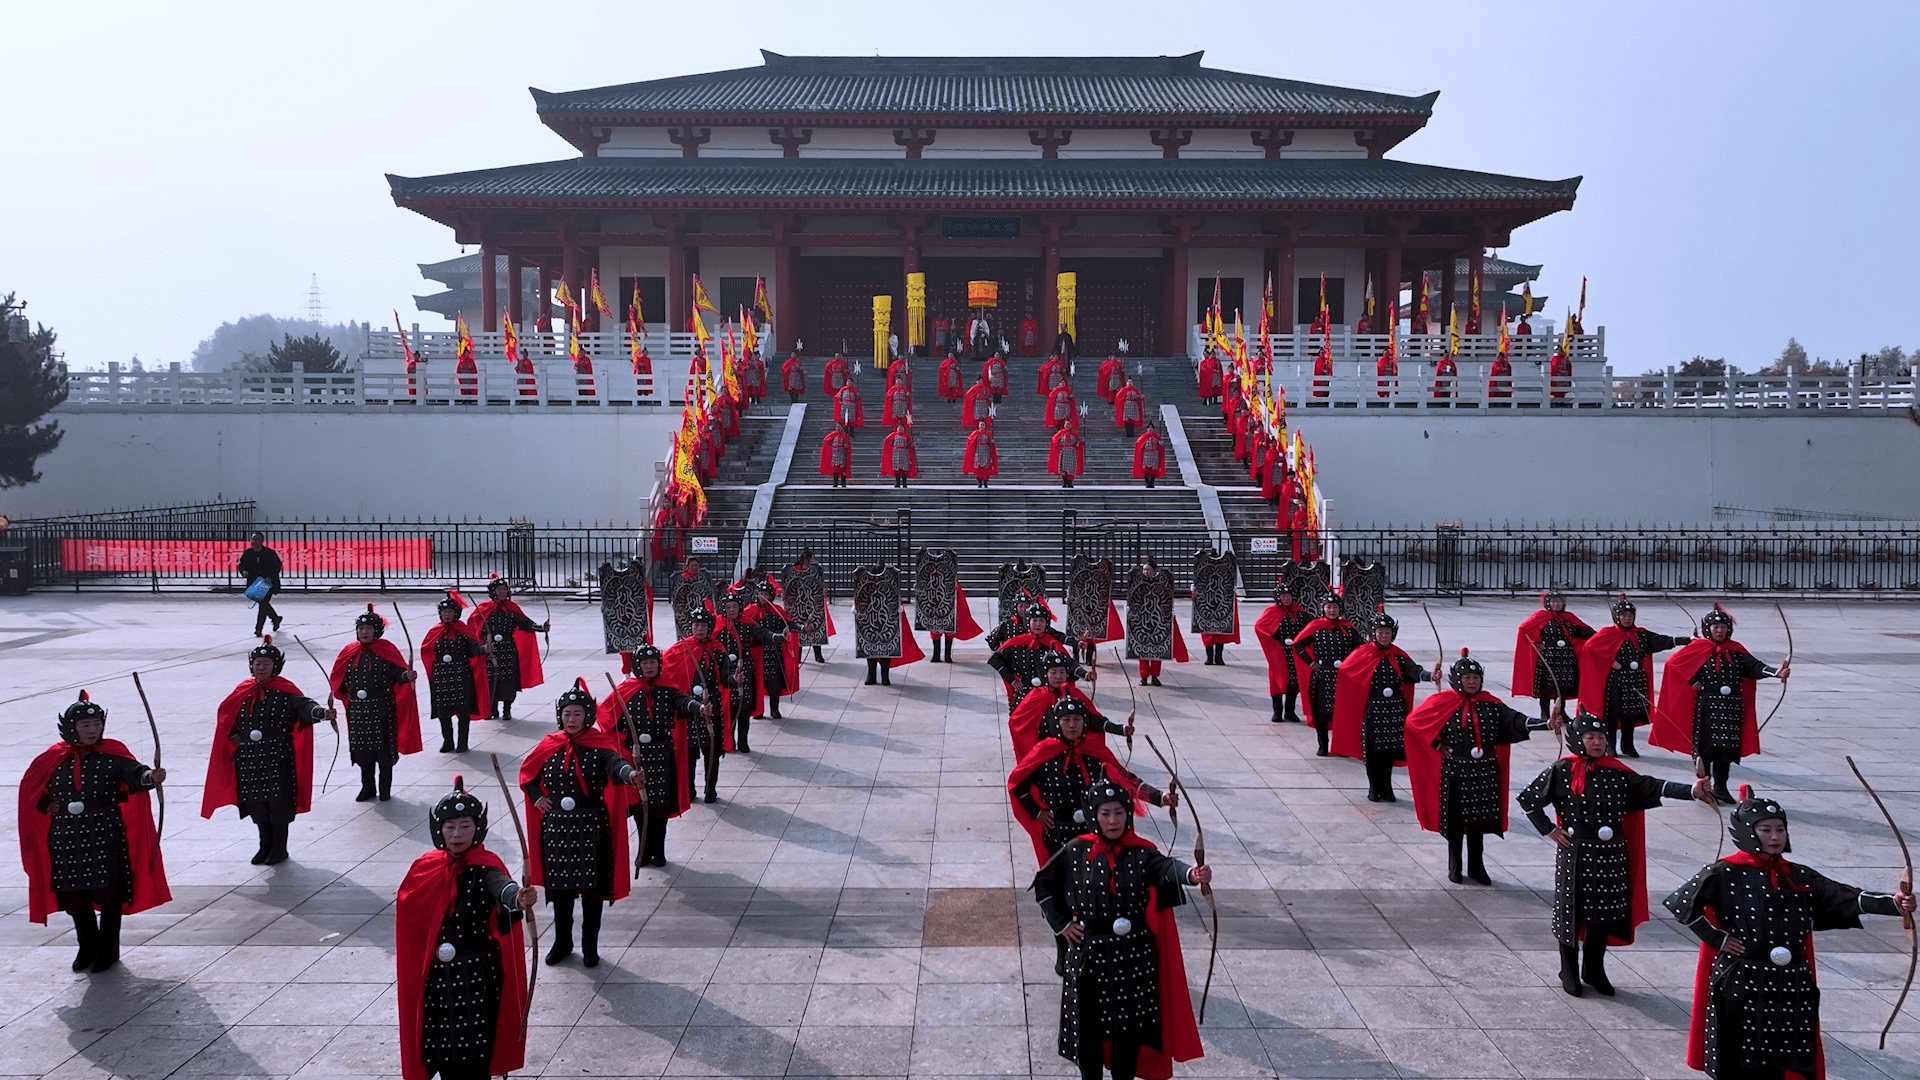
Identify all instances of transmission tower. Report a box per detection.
[307,274,328,323]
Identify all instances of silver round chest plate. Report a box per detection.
[436,942,457,963]
[559,797,576,812]
[1112,917,1133,937]
[356,690,368,699]
[1031,678,1042,687]
[1556,639,1567,648]
[638,733,653,744]
[1332,660,1342,668]
[66,801,86,816]
[1770,946,1792,967]
[1381,687,1395,698]
[493,635,504,642]
[1072,810,1085,823]
[249,729,263,742]
[1470,747,1484,759]
[441,655,453,664]
[1719,685,1732,695]
[1597,826,1615,841]
[1629,661,1640,670]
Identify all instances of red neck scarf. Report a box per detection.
[1566,751,1629,795]
[1086,828,1136,894]
[1724,849,1810,892]
[1455,702,1485,755]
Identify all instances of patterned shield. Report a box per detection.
[671,567,719,641]
[914,548,960,634]
[1278,559,1334,615]
[1341,558,1388,637]
[998,560,1048,622]
[1126,566,1176,660]
[598,559,652,654]
[780,561,830,647]
[852,564,904,658]
[1065,555,1115,643]
[1190,548,1239,635]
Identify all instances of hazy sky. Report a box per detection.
[7,1,1915,374]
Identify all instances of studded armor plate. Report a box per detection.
[426,632,485,719]
[530,742,621,894]
[1433,700,1530,836]
[421,861,515,1070]
[1519,758,1684,945]
[611,682,689,815]
[42,752,148,897]
[1531,618,1585,698]
[1690,648,1772,761]
[231,690,306,806]
[480,607,538,693]
[340,653,404,766]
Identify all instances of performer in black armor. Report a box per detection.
[742,577,797,718]
[1576,595,1690,757]
[662,608,730,804]
[1509,589,1594,730]
[467,578,548,721]
[1330,612,1435,802]
[1651,606,1789,804]
[1294,597,1364,756]
[1665,787,1914,1080]
[422,591,491,753]
[1517,714,1713,997]
[1031,778,1206,1080]
[397,778,534,1080]
[203,637,337,865]
[990,606,1076,711]
[600,644,699,867]
[1252,583,1312,723]
[1404,651,1532,884]
[1009,654,1130,759]
[330,604,421,802]
[519,680,640,966]
[21,692,170,973]
[714,588,766,751]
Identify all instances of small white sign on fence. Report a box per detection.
[690,536,720,554]
[1250,537,1279,554]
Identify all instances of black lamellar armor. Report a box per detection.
[1666,861,1901,1080]
[421,860,522,1073]
[480,606,541,691]
[1360,647,1429,756]
[523,740,632,895]
[1301,621,1364,728]
[610,680,696,815]
[1429,699,1531,836]
[1601,628,1688,724]
[1531,616,1592,698]
[1518,759,1693,944]
[744,606,791,696]
[993,639,1072,710]
[39,751,156,899]
[679,642,729,760]
[1689,647,1776,761]
[340,651,408,765]
[1035,839,1191,1063]
[230,689,327,812]
[1014,753,1155,854]
[427,632,486,719]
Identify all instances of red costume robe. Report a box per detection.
[823,355,851,395]
[1432,355,1457,398]
[1403,689,1515,835]
[1276,476,1302,528]
[834,384,865,429]
[880,427,919,477]
[1312,348,1333,396]
[741,600,803,708]
[963,428,999,480]
[982,355,1009,396]
[1132,429,1166,480]
[1045,384,1078,428]
[421,620,490,720]
[1649,639,1762,759]
[1257,436,1281,498]
[466,597,544,690]
[1375,353,1399,398]
[1329,641,1418,762]
[886,358,911,393]
[596,678,694,819]
[660,635,734,752]
[881,383,912,427]
[781,353,806,395]
[1576,625,1658,722]
[517,727,634,894]
[962,381,993,427]
[1097,356,1125,401]
[1509,607,1594,699]
[818,428,853,479]
[1113,384,1146,428]
[1036,355,1065,396]
[1252,601,1311,695]
[1549,350,1573,398]
[1005,737,1145,865]
[328,637,424,756]
[1196,354,1222,398]
[202,676,316,819]
[1048,427,1085,478]
[1007,682,1108,761]
[937,355,964,401]
[395,845,528,1080]
[21,738,170,924]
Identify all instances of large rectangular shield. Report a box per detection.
[1340,558,1387,637]
[780,561,830,647]
[998,560,1048,622]
[914,548,960,634]
[1190,548,1239,635]
[1126,566,1176,660]
[1065,554,1114,643]
[671,567,719,641]
[599,559,653,653]
[852,563,904,658]
[1278,559,1334,615]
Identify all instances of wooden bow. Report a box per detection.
[541,594,554,667]
[1757,602,1793,734]
[291,635,342,794]
[490,753,540,1040]
[130,671,165,856]
[607,673,650,879]
[1111,646,1135,766]
[391,602,415,672]
[1143,700,1218,1024]
[1419,601,1445,682]
[1848,756,1915,1050]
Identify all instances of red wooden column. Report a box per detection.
[1162,215,1202,356]
[763,214,798,352]
[506,254,525,329]
[480,243,498,332]
[1382,217,1414,329]
[1038,214,1071,347]
[891,214,925,353]
[1268,214,1307,330]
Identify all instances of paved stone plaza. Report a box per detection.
[1,592,1917,1079]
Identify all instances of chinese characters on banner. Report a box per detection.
[62,538,434,574]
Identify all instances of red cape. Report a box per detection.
[1683,856,1825,1078]
[962,429,999,479]
[1080,832,1204,1080]
[962,383,993,427]
[834,387,865,428]
[396,845,527,1080]
[824,357,850,393]
[881,387,913,427]
[660,636,734,752]
[1008,683,1108,761]
[1048,428,1084,476]
[819,430,852,476]
[1005,738,1142,865]
[1577,625,1652,720]
[1650,639,1761,758]
[1198,598,1240,646]
[20,739,170,924]
[422,622,490,720]
[937,357,964,400]
[466,599,544,690]
[1510,609,1594,698]
[1113,386,1146,429]
[1045,386,1078,428]
[1252,603,1310,694]
[744,601,802,701]
[203,676,315,819]
[879,430,919,477]
[329,639,423,755]
[1097,358,1124,401]
[949,583,985,640]
[891,611,928,664]
[1132,431,1166,479]
[781,355,806,394]
[1330,642,1417,762]
[596,679,693,819]
[517,728,633,896]
[1037,357,1064,396]
[1402,690,1513,834]
[1196,355,1222,397]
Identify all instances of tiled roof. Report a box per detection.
[531,52,1437,123]
[389,157,1578,214]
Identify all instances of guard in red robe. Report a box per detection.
[819,423,853,487]
[661,608,732,804]
[1132,426,1167,488]
[1519,715,1713,998]
[990,606,1076,711]
[1549,346,1573,399]
[823,352,851,396]
[1032,777,1205,1080]
[599,644,699,866]
[1665,788,1915,1080]
[1650,606,1788,804]
[834,381,865,432]
[21,692,170,973]
[937,352,964,402]
[1510,590,1594,729]
[519,680,638,967]
[1113,379,1146,436]
[1046,382,1079,429]
[330,603,422,803]
[1576,596,1690,758]
[1432,354,1457,399]
[1404,651,1532,885]
[1330,612,1434,801]
[1294,598,1363,755]
[982,352,1009,402]
[1049,424,1085,488]
[882,379,913,428]
[1311,345,1333,398]
[741,578,799,720]
[202,637,335,865]
[1275,471,1302,528]
[1252,583,1311,724]
[781,351,806,403]
[1488,353,1513,398]
[423,591,490,753]
[468,577,547,721]
[964,420,998,488]
[396,779,533,1080]
[1374,351,1399,399]
[1516,315,1533,336]
[1287,499,1316,561]
[1097,355,1125,402]
[881,422,918,487]
[1196,351,1223,404]
[962,376,994,428]
[1037,353,1067,397]
[742,351,767,404]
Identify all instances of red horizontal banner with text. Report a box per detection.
[62,538,434,574]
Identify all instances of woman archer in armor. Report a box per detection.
[202,637,337,866]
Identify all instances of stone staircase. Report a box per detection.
[1175,406,1282,539]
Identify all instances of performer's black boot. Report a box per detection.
[880,659,892,686]
[438,716,455,754]
[1711,760,1734,805]
[813,647,826,663]
[546,894,575,964]
[1557,944,1583,996]
[251,819,274,864]
[735,712,751,754]
[1618,723,1639,758]
[768,695,782,719]
[645,816,668,866]
[865,659,878,686]
[1284,689,1300,723]
[1582,934,1615,996]
[68,906,99,972]
[1465,833,1491,885]
[265,823,291,865]
[1271,695,1286,724]
[456,718,470,753]
[581,900,604,968]
[1446,835,1464,883]
[944,638,955,662]
[91,905,122,972]
[378,760,394,801]
[356,762,377,802]
[1316,727,1330,757]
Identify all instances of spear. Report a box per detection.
[489,753,539,1040]
[130,671,165,854]
[291,635,342,794]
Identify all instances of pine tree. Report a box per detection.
[257,332,346,373]
[0,294,67,489]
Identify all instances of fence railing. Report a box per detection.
[62,363,665,410]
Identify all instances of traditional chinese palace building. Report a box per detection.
[388,51,1578,356]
